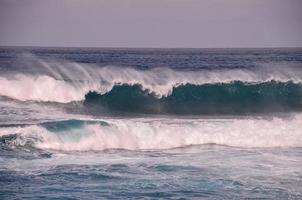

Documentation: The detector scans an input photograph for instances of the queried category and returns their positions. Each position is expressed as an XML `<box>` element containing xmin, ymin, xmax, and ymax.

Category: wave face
<box><xmin>84</xmin><ymin>81</ymin><xmax>302</xmax><ymax>114</ymax></box>
<box><xmin>0</xmin><ymin>60</ymin><xmax>302</xmax><ymax>114</ymax></box>
<box><xmin>1</xmin><ymin>116</ymin><xmax>302</xmax><ymax>152</ymax></box>
<box><xmin>0</xmin><ymin>61</ymin><xmax>302</xmax><ymax>102</ymax></box>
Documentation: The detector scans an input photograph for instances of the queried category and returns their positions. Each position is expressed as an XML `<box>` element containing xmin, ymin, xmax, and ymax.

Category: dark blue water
<box><xmin>0</xmin><ymin>47</ymin><xmax>302</xmax><ymax>199</ymax></box>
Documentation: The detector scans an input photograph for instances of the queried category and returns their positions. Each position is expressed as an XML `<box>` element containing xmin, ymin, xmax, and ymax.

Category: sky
<box><xmin>0</xmin><ymin>0</ymin><xmax>302</xmax><ymax>48</ymax></box>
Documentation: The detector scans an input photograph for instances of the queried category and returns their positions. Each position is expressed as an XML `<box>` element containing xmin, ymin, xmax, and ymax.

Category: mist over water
<box><xmin>0</xmin><ymin>47</ymin><xmax>302</xmax><ymax>199</ymax></box>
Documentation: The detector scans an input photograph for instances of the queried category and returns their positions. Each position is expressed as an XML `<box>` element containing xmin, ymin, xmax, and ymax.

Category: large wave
<box><xmin>0</xmin><ymin>116</ymin><xmax>302</xmax><ymax>151</ymax></box>
<box><xmin>0</xmin><ymin>60</ymin><xmax>302</xmax><ymax>103</ymax></box>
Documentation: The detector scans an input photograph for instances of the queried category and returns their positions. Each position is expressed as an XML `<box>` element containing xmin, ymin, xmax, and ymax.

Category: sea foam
<box><xmin>1</xmin><ymin>115</ymin><xmax>301</xmax><ymax>151</ymax></box>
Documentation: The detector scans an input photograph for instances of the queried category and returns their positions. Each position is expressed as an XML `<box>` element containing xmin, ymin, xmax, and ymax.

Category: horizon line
<box><xmin>0</xmin><ymin>45</ymin><xmax>302</xmax><ymax>50</ymax></box>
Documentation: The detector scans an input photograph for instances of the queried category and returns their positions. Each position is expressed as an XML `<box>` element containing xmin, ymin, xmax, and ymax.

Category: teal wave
<box><xmin>84</xmin><ymin>81</ymin><xmax>302</xmax><ymax>114</ymax></box>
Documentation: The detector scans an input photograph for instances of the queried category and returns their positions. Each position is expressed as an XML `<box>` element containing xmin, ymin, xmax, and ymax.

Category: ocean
<box><xmin>0</xmin><ymin>47</ymin><xmax>302</xmax><ymax>199</ymax></box>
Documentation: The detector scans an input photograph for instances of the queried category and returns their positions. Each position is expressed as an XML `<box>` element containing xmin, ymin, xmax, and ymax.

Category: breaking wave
<box><xmin>0</xmin><ymin>61</ymin><xmax>302</xmax><ymax>104</ymax></box>
<box><xmin>0</xmin><ymin>116</ymin><xmax>302</xmax><ymax>152</ymax></box>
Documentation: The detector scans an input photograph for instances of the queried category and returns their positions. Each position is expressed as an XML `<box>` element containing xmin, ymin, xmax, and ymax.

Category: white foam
<box><xmin>0</xmin><ymin>74</ymin><xmax>99</xmax><ymax>103</ymax></box>
<box><xmin>0</xmin><ymin>60</ymin><xmax>302</xmax><ymax>103</ymax></box>
<box><xmin>1</xmin><ymin>115</ymin><xmax>301</xmax><ymax>150</ymax></box>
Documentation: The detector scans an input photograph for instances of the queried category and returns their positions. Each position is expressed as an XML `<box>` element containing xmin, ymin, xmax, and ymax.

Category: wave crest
<box><xmin>1</xmin><ymin>61</ymin><xmax>302</xmax><ymax>103</ymax></box>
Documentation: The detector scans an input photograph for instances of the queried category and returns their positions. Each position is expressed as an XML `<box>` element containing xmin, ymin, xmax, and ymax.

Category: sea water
<box><xmin>0</xmin><ymin>47</ymin><xmax>302</xmax><ymax>199</ymax></box>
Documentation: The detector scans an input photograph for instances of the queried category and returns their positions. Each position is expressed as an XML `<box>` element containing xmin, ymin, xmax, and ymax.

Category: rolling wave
<box><xmin>0</xmin><ymin>61</ymin><xmax>302</xmax><ymax>103</ymax></box>
<box><xmin>0</xmin><ymin>116</ymin><xmax>302</xmax><ymax>152</ymax></box>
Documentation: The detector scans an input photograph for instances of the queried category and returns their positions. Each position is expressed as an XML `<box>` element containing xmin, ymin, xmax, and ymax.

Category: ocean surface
<box><xmin>0</xmin><ymin>47</ymin><xmax>302</xmax><ymax>199</ymax></box>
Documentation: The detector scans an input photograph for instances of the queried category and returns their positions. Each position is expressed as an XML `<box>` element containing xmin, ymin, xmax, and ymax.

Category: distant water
<box><xmin>0</xmin><ymin>47</ymin><xmax>302</xmax><ymax>199</ymax></box>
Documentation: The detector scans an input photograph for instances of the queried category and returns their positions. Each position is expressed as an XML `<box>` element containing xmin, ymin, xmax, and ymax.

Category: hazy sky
<box><xmin>0</xmin><ymin>0</ymin><xmax>302</xmax><ymax>48</ymax></box>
